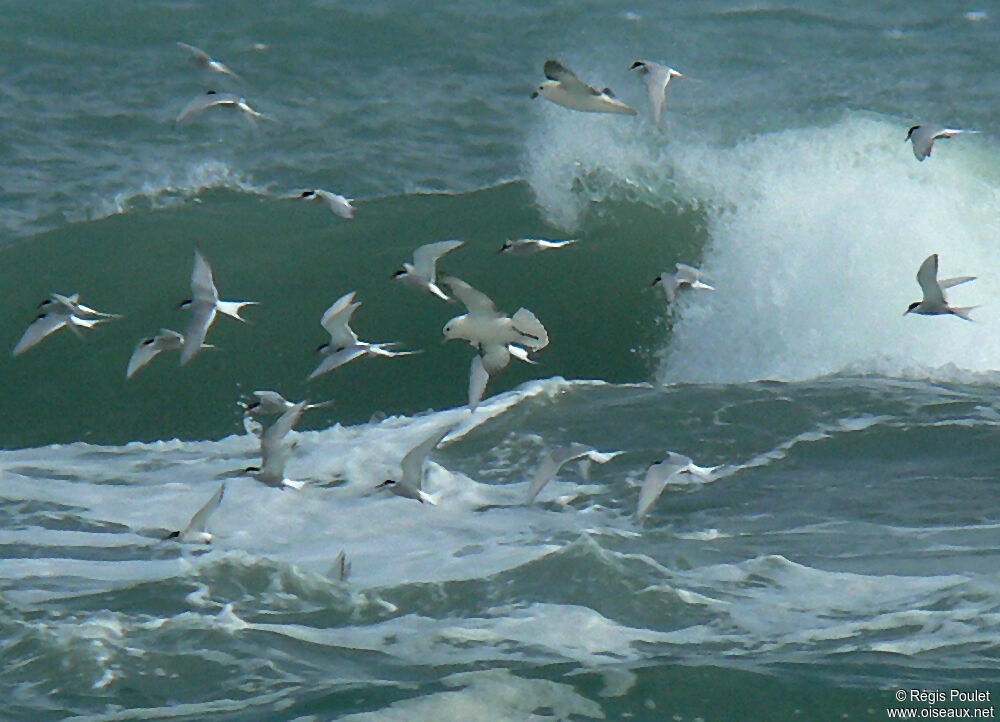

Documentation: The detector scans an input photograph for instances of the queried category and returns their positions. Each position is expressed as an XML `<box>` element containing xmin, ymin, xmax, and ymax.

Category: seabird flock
<box><xmin>10</xmin><ymin>43</ymin><xmax>982</xmax><ymax>552</ymax></box>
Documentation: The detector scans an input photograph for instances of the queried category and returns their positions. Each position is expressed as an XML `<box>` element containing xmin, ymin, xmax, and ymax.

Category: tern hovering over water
<box><xmin>525</xmin><ymin>443</ymin><xmax>623</xmax><ymax>504</ymax></box>
<box><xmin>126</xmin><ymin>329</ymin><xmax>185</xmax><ymax>379</ymax></box>
<box><xmin>176</xmin><ymin>42</ymin><xmax>242</xmax><ymax>81</ymax></box>
<box><xmin>176</xmin><ymin>90</ymin><xmax>265</xmax><ymax>125</ymax></box>
<box><xmin>440</xmin><ymin>276</ymin><xmax>548</xmax><ymax>410</ymax></box>
<box><xmin>629</xmin><ymin>60</ymin><xmax>684</xmax><ymax>128</ymax></box>
<box><xmin>636</xmin><ymin>452</ymin><xmax>719</xmax><ymax>521</ymax></box>
<box><xmin>164</xmin><ymin>483</ymin><xmax>226</xmax><ymax>544</ymax></box>
<box><xmin>531</xmin><ymin>59</ymin><xmax>637</xmax><ymax>115</ymax></box>
<box><xmin>308</xmin><ymin>291</ymin><xmax>417</xmax><ymax>380</ymax></box>
<box><xmin>905</xmin><ymin>124</ymin><xmax>978</xmax><ymax>162</ymax></box>
<box><xmin>298</xmin><ymin>189</ymin><xmax>354</xmax><ymax>219</ymax></box>
<box><xmin>904</xmin><ymin>253</ymin><xmax>977</xmax><ymax>320</ymax></box>
<box><xmin>652</xmin><ymin>263</ymin><xmax>715</xmax><ymax>303</ymax></box>
<box><xmin>392</xmin><ymin>240</ymin><xmax>464</xmax><ymax>300</ymax></box>
<box><xmin>179</xmin><ymin>250</ymin><xmax>257</xmax><ymax>365</ymax></box>
<box><xmin>376</xmin><ymin>424</ymin><xmax>454</xmax><ymax>504</ymax></box>
<box><xmin>498</xmin><ymin>238</ymin><xmax>578</xmax><ymax>255</ymax></box>
<box><xmin>13</xmin><ymin>293</ymin><xmax>119</xmax><ymax>356</ymax></box>
<box><xmin>243</xmin><ymin>400</ymin><xmax>308</xmax><ymax>489</ymax></box>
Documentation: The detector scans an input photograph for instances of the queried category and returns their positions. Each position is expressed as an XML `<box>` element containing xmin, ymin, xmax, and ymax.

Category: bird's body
<box><xmin>243</xmin><ymin>390</ymin><xmax>332</xmax><ymax>417</ymax></box>
<box><xmin>629</xmin><ymin>60</ymin><xmax>683</xmax><ymax>127</ymax></box>
<box><xmin>904</xmin><ymin>253</ymin><xmax>977</xmax><ymax>320</ymax></box>
<box><xmin>165</xmin><ymin>483</ymin><xmax>226</xmax><ymax>544</ymax></box>
<box><xmin>636</xmin><ymin>452</ymin><xmax>718</xmax><ymax>521</ymax></box>
<box><xmin>531</xmin><ymin>60</ymin><xmax>637</xmax><ymax>115</ymax></box>
<box><xmin>498</xmin><ymin>238</ymin><xmax>578</xmax><ymax>255</ymax></box>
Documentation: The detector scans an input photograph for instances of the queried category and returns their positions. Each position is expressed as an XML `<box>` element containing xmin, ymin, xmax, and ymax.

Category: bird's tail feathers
<box><xmin>950</xmin><ymin>305</ymin><xmax>979</xmax><ymax>321</ymax></box>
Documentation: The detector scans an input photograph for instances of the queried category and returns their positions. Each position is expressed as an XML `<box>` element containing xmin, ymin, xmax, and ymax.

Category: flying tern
<box><xmin>376</xmin><ymin>424</ymin><xmax>453</xmax><ymax>504</ymax></box>
<box><xmin>126</xmin><ymin>329</ymin><xmax>185</xmax><ymax>379</ymax></box>
<box><xmin>904</xmin><ymin>253</ymin><xmax>977</xmax><ymax>320</ymax></box>
<box><xmin>905</xmin><ymin>124</ymin><xmax>978</xmax><ymax>162</ymax></box>
<box><xmin>392</xmin><ymin>239</ymin><xmax>464</xmax><ymax>300</ymax></box>
<box><xmin>636</xmin><ymin>452</ymin><xmax>719</xmax><ymax>521</ymax></box>
<box><xmin>298</xmin><ymin>189</ymin><xmax>354</xmax><ymax>219</ymax></box>
<box><xmin>164</xmin><ymin>483</ymin><xmax>226</xmax><ymax>544</ymax></box>
<box><xmin>179</xmin><ymin>249</ymin><xmax>257</xmax><ymax>365</ymax></box>
<box><xmin>308</xmin><ymin>291</ymin><xmax>417</xmax><ymax>380</ymax></box>
<box><xmin>531</xmin><ymin>59</ymin><xmax>637</xmax><ymax>115</ymax></box>
<box><xmin>176</xmin><ymin>90</ymin><xmax>265</xmax><ymax>125</ymax></box>
<box><xmin>243</xmin><ymin>400</ymin><xmax>308</xmax><ymax>489</ymax></box>
<box><xmin>629</xmin><ymin>60</ymin><xmax>684</xmax><ymax>127</ymax></box>
<box><xmin>13</xmin><ymin>293</ymin><xmax>118</xmax><ymax>356</ymax></box>
<box><xmin>498</xmin><ymin>238</ymin><xmax>578</xmax><ymax>255</ymax></box>
<box><xmin>652</xmin><ymin>263</ymin><xmax>715</xmax><ymax>303</ymax></box>
<box><xmin>176</xmin><ymin>42</ymin><xmax>242</xmax><ymax>81</ymax></box>
<box><xmin>526</xmin><ymin>443</ymin><xmax>623</xmax><ymax>503</ymax></box>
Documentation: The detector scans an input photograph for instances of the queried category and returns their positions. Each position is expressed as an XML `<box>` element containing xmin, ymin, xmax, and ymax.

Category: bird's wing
<box><xmin>639</xmin><ymin>62</ymin><xmax>670</xmax><ymax>126</ymax></box>
<box><xmin>127</xmin><ymin>336</ymin><xmax>164</xmax><ymax>379</ymax></box>
<box><xmin>916</xmin><ymin>254</ymin><xmax>945</xmax><ymax>305</ymax></box>
<box><xmin>176</xmin><ymin>41</ymin><xmax>211</xmax><ymax>62</ymax></box>
<box><xmin>636</xmin><ymin>455</ymin><xmax>689</xmax><ymax>520</ymax></box>
<box><xmin>412</xmin><ymin>240</ymin><xmax>464</xmax><ymax>281</ymax></box>
<box><xmin>176</xmin><ymin>92</ymin><xmax>228</xmax><ymax>123</ymax></box>
<box><xmin>525</xmin><ymin>443</ymin><xmax>592</xmax><ymax>503</ymax></box>
<box><xmin>190</xmin><ymin>250</ymin><xmax>218</xmax><ymax>304</ymax></box>
<box><xmin>320</xmin><ymin>293</ymin><xmax>361</xmax><ymax>347</ymax></box>
<box><xmin>308</xmin><ymin>345</ymin><xmax>368</xmax><ymax>379</ymax></box>
<box><xmin>468</xmin><ymin>354</ymin><xmax>489</xmax><ymax>410</ymax></box>
<box><xmin>939</xmin><ymin>275</ymin><xmax>975</xmax><ymax>290</ymax></box>
<box><xmin>511</xmin><ymin>308</ymin><xmax>548</xmax><ymax>350</ymax></box>
<box><xmin>13</xmin><ymin>312</ymin><xmax>69</xmax><ymax>356</ymax></box>
<box><xmin>480</xmin><ymin>343</ymin><xmax>511</xmax><ymax>375</ymax></box>
<box><xmin>439</xmin><ymin>276</ymin><xmax>499</xmax><ymax>318</ymax></box>
<box><xmin>400</xmin><ymin>424</ymin><xmax>453</xmax><ymax>490</ymax></box>
<box><xmin>543</xmin><ymin>59</ymin><xmax>593</xmax><ymax>94</ymax></box>
<box><xmin>262</xmin><ymin>401</ymin><xmax>307</xmax><ymax>449</ymax></box>
<box><xmin>183</xmin><ymin>483</ymin><xmax>226</xmax><ymax>536</ymax></box>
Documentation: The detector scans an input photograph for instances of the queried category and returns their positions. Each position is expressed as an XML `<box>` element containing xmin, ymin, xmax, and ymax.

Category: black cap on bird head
<box><xmin>905</xmin><ymin>125</ymin><xmax>921</xmax><ymax>141</ymax></box>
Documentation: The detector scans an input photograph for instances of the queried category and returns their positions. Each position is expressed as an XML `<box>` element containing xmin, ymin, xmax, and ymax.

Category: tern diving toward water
<box><xmin>498</xmin><ymin>238</ymin><xmax>578</xmax><ymax>255</ymax></box>
<box><xmin>298</xmin><ymin>189</ymin><xmax>354</xmax><ymax>219</ymax></box>
<box><xmin>243</xmin><ymin>400</ymin><xmax>308</xmax><ymax>489</ymax></box>
<box><xmin>13</xmin><ymin>293</ymin><xmax>120</xmax><ymax>356</ymax></box>
<box><xmin>525</xmin><ymin>443</ymin><xmax>623</xmax><ymax>504</ymax></box>
<box><xmin>176</xmin><ymin>90</ymin><xmax>265</xmax><ymax>125</ymax></box>
<box><xmin>904</xmin><ymin>253</ymin><xmax>977</xmax><ymax>320</ymax></box>
<box><xmin>308</xmin><ymin>291</ymin><xmax>417</xmax><ymax>380</ymax></box>
<box><xmin>629</xmin><ymin>60</ymin><xmax>684</xmax><ymax>128</ymax></box>
<box><xmin>652</xmin><ymin>263</ymin><xmax>715</xmax><ymax>303</ymax></box>
<box><xmin>531</xmin><ymin>59</ymin><xmax>638</xmax><ymax>115</ymax></box>
<box><xmin>176</xmin><ymin>42</ymin><xmax>242</xmax><ymax>81</ymax></box>
<box><xmin>376</xmin><ymin>424</ymin><xmax>454</xmax><ymax>504</ymax></box>
<box><xmin>439</xmin><ymin>276</ymin><xmax>549</xmax><ymax>410</ymax></box>
<box><xmin>392</xmin><ymin>240</ymin><xmax>464</xmax><ymax>300</ymax></box>
<box><xmin>179</xmin><ymin>250</ymin><xmax>257</xmax><ymax>365</ymax></box>
<box><xmin>126</xmin><ymin>329</ymin><xmax>185</xmax><ymax>379</ymax></box>
<box><xmin>636</xmin><ymin>452</ymin><xmax>719</xmax><ymax>522</ymax></box>
<box><xmin>905</xmin><ymin>124</ymin><xmax>978</xmax><ymax>162</ymax></box>
<box><xmin>164</xmin><ymin>483</ymin><xmax>226</xmax><ymax>544</ymax></box>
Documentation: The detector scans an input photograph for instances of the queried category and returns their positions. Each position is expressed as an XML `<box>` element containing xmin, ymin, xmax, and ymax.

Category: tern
<box><xmin>629</xmin><ymin>60</ymin><xmax>684</xmax><ymax>127</ymax></box>
<box><xmin>242</xmin><ymin>390</ymin><xmax>333</xmax><ymax>417</ymax></box>
<box><xmin>904</xmin><ymin>253</ymin><xmax>977</xmax><ymax>320</ymax></box>
<box><xmin>299</xmin><ymin>189</ymin><xmax>354</xmax><ymax>219</ymax></box>
<box><xmin>905</xmin><ymin>124</ymin><xmax>978</xmax><ymax>162</ymax></box>
<box><xmin>243</xmin><ymin>400</ymin><xmax>307</xmax><ymax>489</ymax></box>
<box><xmin>392</xmin><ymin>239</ymin><xmax>464</xmax><ymax>300</ymax></box>
<box><xmin>164</xmin><ymin>483</ymin><xmax>226</xmax><ymax>544</ymax></box>
<box><xmin>126</xmin><ymin>329</ymin><xmax>185</xmax><ymax>379</ymax></box>
<box><xmin>308</xmin><ymin>291</ymin><xmax>417</xmax><ymax>380</ymax></box>
<box><xmin>439</xmin><ymin>276</ymin><xmax>548</xmax><ymax>410</ymax></box>
<box><xmin>531</xmin><ymin>59</ymin><xmax>637</xmax><ymax>115</ymax></box>
<box><xmin>526</xmin><ymin>443</ymin><xmax>623</xmax><ymax>504</ymax></box>
<box><xmin>498</xmin><ymin>238</ymin><xmax>578</xmax><ymax>255</ymax></box>
<box><xmin>176</xmin><ymin>90</ymin><xmax>265</xmax><ymax>125</ymax></box>
<box><xmin>13</xmin><ymin>294</ymin><xmax>118</xmax><ymax>356</ymax></box>
<box><xmin>636</xmin><ymin>452</ymin><xmax>719</xmax><ymax>521</ymax></box>
<box><xmin>176</xmin><ymin>42</ymin><xmax>242</xmax><ymax>81</ymax></box>
<box><xmin>652</xmin><ymin>263</ymin><xmax>715</xmax><ymax>303</ymax></box>
<box><xmin>376</xmin><ymin>424</ymin><xmax>453</xmax><ymax>504</ymax></box>
<box><xmin>179</xmin><ymin>250</ymin><xmax>257</xmax><ymax>365</ymax></box>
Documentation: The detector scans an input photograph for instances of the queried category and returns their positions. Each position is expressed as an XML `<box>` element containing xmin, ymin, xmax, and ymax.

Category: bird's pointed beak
<box><xmin>530</xmin><ymin>91</ymin><xmax>538</xmax><ymax>99</ymax></box>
